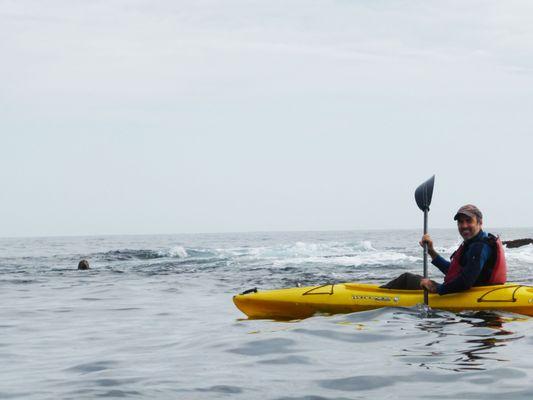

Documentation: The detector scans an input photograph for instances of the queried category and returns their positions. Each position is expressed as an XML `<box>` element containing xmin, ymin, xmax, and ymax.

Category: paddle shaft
<box><xmin>423</xmin><ymin>209</ymin><xmax>429</xmax><ymax>304</ymax></box>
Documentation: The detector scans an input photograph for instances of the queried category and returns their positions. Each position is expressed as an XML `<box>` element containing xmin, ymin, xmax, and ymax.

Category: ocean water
<box><xmin>1</xmin><ymin>229</ymin><xmax>533</xmax><ymax>399</ymax></box>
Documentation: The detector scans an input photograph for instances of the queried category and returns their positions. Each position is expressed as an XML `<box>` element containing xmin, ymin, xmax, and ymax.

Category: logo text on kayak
<box><xmin>352</xmin><ymin>295</ymin><xmax>400</xmax><ymax>303</ymax></box>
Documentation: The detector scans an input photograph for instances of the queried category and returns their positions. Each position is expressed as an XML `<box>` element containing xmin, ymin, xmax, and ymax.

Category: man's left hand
<box><xmin>420</xmin><ymin>278</ymin><xmax>438</xmax><ymax>293</ymax></box>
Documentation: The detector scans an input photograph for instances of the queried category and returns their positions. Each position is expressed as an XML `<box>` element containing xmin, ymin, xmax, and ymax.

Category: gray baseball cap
<box><xmin>454</xmin><ymin>204</ymin><xmax>483</xmax><ymax>221</ymax></box>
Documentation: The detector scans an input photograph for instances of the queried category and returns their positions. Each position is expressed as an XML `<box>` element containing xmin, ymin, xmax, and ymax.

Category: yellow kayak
<box><xmin>233</xmin><ymin>282</ymin><xmax>533</xmax><ymax>319</ymax></box>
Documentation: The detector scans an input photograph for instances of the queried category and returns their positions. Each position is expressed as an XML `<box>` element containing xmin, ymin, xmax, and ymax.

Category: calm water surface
<box><xmin>1</xmin><ymin>229</ymin><xmax>533</xmax><ymax>399</ymax></box>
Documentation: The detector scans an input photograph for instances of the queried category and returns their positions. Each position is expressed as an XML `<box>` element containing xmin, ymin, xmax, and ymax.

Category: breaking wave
<box><xmin>97</xmin><ymin>246</ymin><xmax>190</xmax><ymax>261</ymax></box>
<box><xmin>505</xmin><ymin>244</ymin><xmax>533</xmax><ymax>264</ymax></box>
<box><xmin>217</xmin><ymin>240</ymin><xmax>419</xmax><ymax>268</ymax></box>
<box><xmin>159</xmin><ymin>246</ymin><xmax>188</xmax><ymax>258</ymax></box>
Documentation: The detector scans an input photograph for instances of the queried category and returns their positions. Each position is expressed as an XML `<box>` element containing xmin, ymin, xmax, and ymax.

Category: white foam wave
<box><xmin>361</xmin><ymin>240</ymin><xmax>375</xmax><ymax>251</ymax></box>
<box><xmin>505</xmin><ymin>244</ymin><xmax>533</xmax><ymax>264</ymax></box>
<box><xmin>272</xmin><ymin>252</ymin><xmax>420</xmax><ymax>267</ymax></box>
<box><xmin>158</xmin><ymin>246</ymin><xmax>188</xmax><ymax>258</ymax></box>
<box><xmin>217</xmin><ymin>240</ymin><xmax>418</xmax><ymax>267</ymax></box>
<box><xmin>230</xmin><ymin>241</ymin><xmax>378</xmax><ymax>259</ymax></box>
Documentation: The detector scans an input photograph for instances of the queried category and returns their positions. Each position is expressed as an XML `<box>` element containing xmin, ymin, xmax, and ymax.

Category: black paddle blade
<box><xmin>415</xmin><ymin>175</ymin><xmax>435</xmax><ymax>211</ymax></box>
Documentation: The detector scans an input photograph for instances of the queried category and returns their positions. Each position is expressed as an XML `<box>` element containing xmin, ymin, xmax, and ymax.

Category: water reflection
<box><xmin>398</xmin><ymin>310</ymin><xmax>526</xmax><ymax>372</ymax></box>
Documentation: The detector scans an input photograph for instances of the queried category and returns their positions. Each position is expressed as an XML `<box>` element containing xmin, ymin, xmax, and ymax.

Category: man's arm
<box><xmin>420</xmin><ymin>234</ymin><xmax>451</xmax><ymax>275</ymax></box>
<box><xmin>436</xmin><ymin>243</ymin><xmax>492</xmax><ymax>295</ymax></box>
<box><xmin>431</xmin><ymin>255</ymin><xmax>451</xmax><ymax>275</ymax></box>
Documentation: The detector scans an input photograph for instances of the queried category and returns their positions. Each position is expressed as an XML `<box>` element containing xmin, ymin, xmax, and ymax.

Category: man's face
<box><xmin>457</xmin><ymin>215</ymin><xmax>482</xmax><ymax>240</ymax></box>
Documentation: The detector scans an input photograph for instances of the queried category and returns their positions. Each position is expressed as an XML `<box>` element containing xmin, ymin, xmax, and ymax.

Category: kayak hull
<box><xmin>233</xmin><ymin>283</ymin><xmax>533</xmax><ymax>319</ymax></box>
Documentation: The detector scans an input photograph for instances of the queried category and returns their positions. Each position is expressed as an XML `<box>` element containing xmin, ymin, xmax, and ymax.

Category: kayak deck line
<box><xmin>233</xmin><ymin>282</ymin><xmax>533</xmax><ymax>320</ymax></box>
<box><xmin>476</xmin><ymin>285</ymin><xmax>522</xmax><ymax>303</ymax></box>
<box><xmin>302</xmin><ymin>284</ymin><xmax>335</xmax><ymax>295</ymax></box>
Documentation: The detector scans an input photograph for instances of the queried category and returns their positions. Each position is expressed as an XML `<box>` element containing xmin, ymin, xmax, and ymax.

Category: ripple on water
<box><xmin>195</xmin><ymin>385</ymin><xmax>243</xmax><ymax>394</ymax></box>
<box><xmin>275</xmin><ymin>396</ymin><xmax>355</xmax><ymax>400</ymax></box>
<box><xmin>0</xmin><ymin>391</ymin><xmax>34</xmax><ymax>399</ymax></box>
<box><xmin>257</xmin><ymin>355</ymin><xmax>311</xmax><ymax>365</ymax></box>
<box><xmin>96</xmin><ymin>389</ymin><xmax>142</xmax><ymax>398</ymax></box>
<box><xmin>65</xmin><ymin>360</ymin><xmax>116</xmax><ymax>374</ymax></box>
<box><xmin>293</xmin><ymin>328</ymin><xmax>391</xmax><ymax>343</ymax></box>
<box><xmin>55</xmin><ymin>387</ymin><xmax>143</xmax><ymax>400</ymax></box>
<box><xmin>393</xmin><ymin>311</ymin><xmax>526</xmax><ymax>372</ymax></box>
<box><xmin>425</xmin><ymin>388</ymin><xmax>533</xmax><ymax>400</ymax></box>
<box><xmin>319</xmin><ymin>375</ymin><xmax>400</xmax><ymax>391</ymax></box>
<box><xmin>90</xmin><ymin>378</ymin><xmax>140</xmax><ymax>387</ymax></box>
<box><xmin>227</xmin><ymin>338</ymin><xmax>298</xmax><ymax>356</ymax></box>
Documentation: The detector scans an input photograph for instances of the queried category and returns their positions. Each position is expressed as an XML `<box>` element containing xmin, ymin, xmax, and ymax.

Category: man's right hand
<box><xmin>420</xmin><ymin>278</ymin><xmax>438</xmax><ymax>293</ymax></box>
<box><xmin>419</xmin><ymin>234</ymin><xmax>438</xmax><ymax>259</ymax></box>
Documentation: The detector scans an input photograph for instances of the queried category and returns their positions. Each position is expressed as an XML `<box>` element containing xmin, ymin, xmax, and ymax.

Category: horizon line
<box><xmin>2</xmin><ymin>226</ymin><xmax>532</xmax><ymax>240</ymax></box>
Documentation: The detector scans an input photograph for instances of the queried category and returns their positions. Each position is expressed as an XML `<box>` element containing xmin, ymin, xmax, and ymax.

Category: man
<box><xmin>381</xmin><ymin>204</ymin><xmax>507</xmax><ymax>294</ymax></box>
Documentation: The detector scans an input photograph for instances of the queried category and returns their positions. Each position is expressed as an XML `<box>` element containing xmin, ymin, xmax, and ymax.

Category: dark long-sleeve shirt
<box><xmin>432</xmin><ymin>230</ymin><xmax>493</xmax><ymax>295</ymax></box>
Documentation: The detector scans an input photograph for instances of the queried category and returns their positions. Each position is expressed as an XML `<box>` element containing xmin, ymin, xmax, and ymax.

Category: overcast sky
<box><xmin>1</xmin><ymin>0</ymin><xmax>532</xmax><ymax>237</ymax></box>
